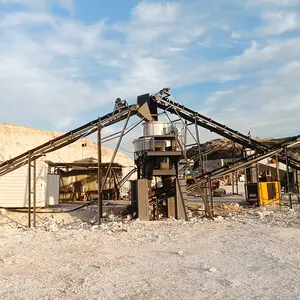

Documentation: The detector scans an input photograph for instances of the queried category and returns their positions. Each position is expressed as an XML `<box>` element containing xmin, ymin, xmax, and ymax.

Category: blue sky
<box><xmin>1</xmin><ymin>0</ymin><xmax>300</xmax><ymax>146</ymax></box>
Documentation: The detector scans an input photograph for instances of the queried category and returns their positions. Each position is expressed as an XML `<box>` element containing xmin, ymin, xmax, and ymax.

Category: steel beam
<box><xmin>28</xmin><ymin>152</ymin><xmax>31</xmax><ymax>228</ymax></box>
<box><xmin>154</xmin><ymin>97</ymin><xmax>300</xmax><ymax>170</ymax></box>
<box><xmin>33</xmin><ymin>159</ymin><xmax>37</xmax><ymax>228</ymax></box>
<box><xmin>0</xmin><ymin>105</ymin><xmax>138</xmax><ymax>177</ymax></box>
<box><xmin>97</xmin><ymin>121</ymin><xmax>102</xmax><ymax>224</ymax></box>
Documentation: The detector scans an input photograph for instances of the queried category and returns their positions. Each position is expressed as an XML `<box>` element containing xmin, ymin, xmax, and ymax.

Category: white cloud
<box><xmin>132</xmin><ymin>1</ymin><xmax>179</xmax><ymax>24</ymax></box>
<box><xmin>229</xmin><ymin>38</ymin><xmax>300</xmax><ymax>70</ymax></box>
<box><xmin>198</xmin><ymin>60</ymin><xmax>300</xmax><ymax>138</ymax></box>
<box><xmin>0</xmin><ymin>1</ymin><xmax>209</xmax><ymax>130</ymax></box>
<box><xmin>261</xmin><ymin>11</ymin><xmax>300</xmax><ymax>34</ymax></box>
<box><xmin>249</xmin><ymin>0</ymin><xmax>300</xmax><ymax>5</ymax></box>
<box><xmin>0</xmin><ymin>9</ymin><xmax>117</xmax><ymax>128</ymax></box>
<box><xmin>0</xmin><ymin>11</ymin><xmax>54</xmax><ymax>27</ymax></box>
<box><xmin>0</xmin><ymin>0</ymin><xmax>300</xmax><ymax>143</ymax></box>
<box><xmin>116</xmin><ymin>1</ymin><xmax>206</xmax><ymax>46</ymax></box>
<box><xmin>231</xmin><ymin>32</ymin><xmax>242</xmax><ymax>39</ymax></box>
<box><xmin>0</xmin><ymin>0</ymin><xmax>74</xmax><ymax>12</ymax></box>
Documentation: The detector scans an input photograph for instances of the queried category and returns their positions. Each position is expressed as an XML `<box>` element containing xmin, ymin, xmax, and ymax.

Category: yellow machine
<box><xmin>258</xmin><ymin>182</ymin><xmax>280</xmax><ymax>206</ymax></box>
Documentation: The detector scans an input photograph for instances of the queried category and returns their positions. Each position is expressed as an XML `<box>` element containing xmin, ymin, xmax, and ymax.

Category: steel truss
<box><xmin>152</xmin><ymin>88</ymin><xmax>300</xmax><ymax>171</ymax></box>
<box><xmin>1</xmin><ymin>88</ymin><xmax>300</xmax><ymax>224</ymax></box>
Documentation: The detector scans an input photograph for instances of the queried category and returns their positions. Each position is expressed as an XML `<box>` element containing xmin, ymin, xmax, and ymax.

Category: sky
<box><xmin>1</xmin><ymin>0</ymin><xmax>300</xmax><ymax>153</ymax></box>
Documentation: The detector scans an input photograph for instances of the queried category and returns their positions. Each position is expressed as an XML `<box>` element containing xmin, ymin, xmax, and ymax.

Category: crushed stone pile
<box><xmin>1</xmin><ymin>204</ymin><xmax>300</xmax><ymax>232</ymax></box>
<box><xmin>1</xmin><ymin>206</ymin><xmax>300</xmax><ymax>299</ymax></box>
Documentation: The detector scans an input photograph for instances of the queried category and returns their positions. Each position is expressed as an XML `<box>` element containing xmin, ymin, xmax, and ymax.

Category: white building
<box><xmin>0</xmin><ymin>158</ymin><xmax>59</xmax><ymax>208</ymax></box>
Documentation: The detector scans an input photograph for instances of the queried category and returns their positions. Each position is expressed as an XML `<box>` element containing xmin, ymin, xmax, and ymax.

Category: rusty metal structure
<box><xmin>1</xmin><ymin>88</ymin><xmax>300</xmax><ymax>227</ymax></box>
<box><xmin>46</xmin><ymin>160</ymin><xmax>124</xmax><ymax>201</ymax></box>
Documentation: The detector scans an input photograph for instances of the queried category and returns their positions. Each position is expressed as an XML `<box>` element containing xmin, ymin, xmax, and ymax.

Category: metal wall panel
<box><xmin>46</xmin><ymin>174</ymin><xmax>60</xmax><ymax>206</ymax></box>
<box><xmin>0</xmin><ymin>159</ymin><xmax>47</xmax><ymax>208</ymax></box>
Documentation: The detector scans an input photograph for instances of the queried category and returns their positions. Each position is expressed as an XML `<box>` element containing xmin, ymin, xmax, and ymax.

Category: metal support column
<box><xmin>184</xmin><ymin>120</ymin><xmax>188</xmax><ymax>159</ymax></box>
<box><xmin>194</xmin><ymin>115</ymin><xmax>203</xmax><ymax>173</ymax></box>
<box><xmin>296</xmin><ymin>170</ymin><xmax>300</xmax><ymax>203</ymax></box>
<box><xmin>276</xmin><ymin>154</ymin><xmax>281</xmax><ymax>207</ymax></box>
<box><xmin>28</xmin><ymin>152</ymin><xmax>32</xmax><ymax>228</ymax></box>
<box><xmin>166</xmin><ymin>112</ymin><xmax>212</xmax><ymax>218</ymax></box>
<box><xmin>208</xmin><ymin>176</ymin><xmax>214</xmax><ymax>217</ymax></box>
<box><xmin>256</xmin><ymin>163</ymin><xmax>260</xmax><ymax>207</ymax></box>
<box><xmin>101</xmin><ymin>113</ymin><xmax>131</xmax><ymax>193</ymax></box>
<box><xmin>236</xmin><ymin>172</ymin><xmax>239</xmax><ymax>195</ymax></box>
<box><xmin>97</xmin><ymin>121</ymin><xmax>102</xmax><ymax>224</ymax></box>
<box><xmin>194</xmin><ymin>115</ymin><xmax>209</xmax><ymax>211</ymax></box>
<box><xmin>244</xmin><ymin>167</ymin><xmax>249</xmax><ymax>203</ymax></box>
<box><xmin>167</xmin><ymin>109</ymin><xmax>199</xmax><ymax>145</ymax></box>
<box><xmin>295</xmin><ymin>169</ymin><xmax>299</xmax><ymax>194</ymax></box>
<box><xmin>33</xmin><ymin>159</ymin><xmax>37</xmax><ymax>228</ymax></box>
<box><xmin>232</xmin><ymin>142</ymin><xmax>236</xmax><ymax>195</ymax></box>
<box><xmin>285</xmin><ymin>147</ymin><xmax>292</xmax><ymax>209</ymax></box>
<box><xmin>177</xmin><ymin>136</ymin><xmax>212</xmax><ymax>218</ymax></box>
<box><xmin>243</xmin><ymin>148</ymin><xmax>248</xmax><ymax>203</ymax></box>
<box><xmin>137</xmin><ymin>166</ymin><xmax>141</xmax><ymax>180</ymax></box>
<box><xmin>175</xmin><ymin>178</ymin><xmax>188</xmax><ymax>221</ymax></box>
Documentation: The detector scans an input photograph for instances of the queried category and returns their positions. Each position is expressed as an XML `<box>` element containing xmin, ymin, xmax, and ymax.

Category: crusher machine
<box><xmin>129</xmin><ymin>94</ymin><xmax>187</xmax><ymax>221</ymax></box>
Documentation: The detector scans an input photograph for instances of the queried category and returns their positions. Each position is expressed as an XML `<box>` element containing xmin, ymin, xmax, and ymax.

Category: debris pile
<box><xmin>1</xmin><ymin>204</ymin><xmax>300</xmax><ymax>232</ymax></box>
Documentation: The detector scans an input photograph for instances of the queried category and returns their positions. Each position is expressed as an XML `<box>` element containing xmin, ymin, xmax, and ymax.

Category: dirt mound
<box><xmin>0</xmin><ymin>123</ymin><xmax>134</xmax><ymax>167</ymax></box>
<box><xmin>188</xmin><ymin>136</ymin><xmax>300</xmax><ymax>160</ymax></box>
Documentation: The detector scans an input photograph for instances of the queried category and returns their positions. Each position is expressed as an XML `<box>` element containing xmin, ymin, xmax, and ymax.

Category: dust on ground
<box><xmin>1</xmin><ymin>204</ymin><xmax>300</xmax><ymax>300</ymax></box>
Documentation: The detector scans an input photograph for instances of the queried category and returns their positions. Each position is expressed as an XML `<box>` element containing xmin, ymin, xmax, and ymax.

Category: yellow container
<box><xmin>258</xmin><ymin>182</ymin><xmax>280</xmax><ymax>206</ymax></box>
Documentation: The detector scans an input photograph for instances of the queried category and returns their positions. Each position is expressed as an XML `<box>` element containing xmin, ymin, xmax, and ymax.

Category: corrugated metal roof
<box><xmin>45</xmin><ymin>157</ymin><xmax>124</xmax><ymax>169</ymax></box>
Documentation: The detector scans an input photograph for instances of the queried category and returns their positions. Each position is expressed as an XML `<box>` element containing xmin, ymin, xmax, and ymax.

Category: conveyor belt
<box><xmin>0</xmin><ymin>104</ymin><xmax>138</xmax><ymax>177</ymax></box>
<box><xmin>153</xmin><ymin>89</ymin><xmax>300</xmax><ymax>170</ymax></box>
<box><xmin>1</xmin><ymin>87</ymin><xmax>299</xmax><ymax>180</ymax></box>
<box><xmin>187</xmin><ymin>149</ymin><xmax>281</xmax><ymax>191</ymax></box>
<box><xmin>117</xmin><ymin>167</ymin><xmax>137</xmax><ymax>189</ymax></box>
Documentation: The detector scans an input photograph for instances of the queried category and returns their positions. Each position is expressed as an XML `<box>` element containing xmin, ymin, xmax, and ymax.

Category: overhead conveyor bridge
<box><xmin>0</xmin><ymin>103</ymin><xmax>140</xmax><ymax>177</ymax></box>
<box><xmin>152</xmin><ymin>88</ymin><xmax>300</xmax><ymax>171</ymax></box>
<box><xmin>0</xmin><ymin>87</ymin><xmax>299</xmax><ymax>186</ymax></box>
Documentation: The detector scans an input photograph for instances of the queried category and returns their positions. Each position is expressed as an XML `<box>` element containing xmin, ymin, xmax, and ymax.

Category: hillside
<box><xmin>0</xmin><ymin>123</ymin><xmax>134</xmax><ymax>167</ymax></box>
<box><xmin>188</xmin><ymin>137</ymin><xmax>300</xmax><ymax>160</ymax></box>
<box><xmin>1</xmin><ymin>123</ymin><xmax>298</xmax><ymax>168</ymax></box>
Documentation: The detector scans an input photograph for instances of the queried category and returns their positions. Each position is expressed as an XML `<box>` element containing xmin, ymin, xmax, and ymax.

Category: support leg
<box><xmin>28</xmin><ymin>152</ymin><xmax>32</xmax><ymax>228</ymax></box>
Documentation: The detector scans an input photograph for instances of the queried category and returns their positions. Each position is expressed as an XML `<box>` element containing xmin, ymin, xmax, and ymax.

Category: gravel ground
<box><xmin>1</xmin><ymin>206</ymin><xmax>300</xmax><ymax>300</ymax></box>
